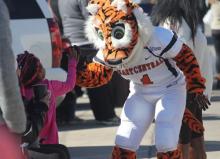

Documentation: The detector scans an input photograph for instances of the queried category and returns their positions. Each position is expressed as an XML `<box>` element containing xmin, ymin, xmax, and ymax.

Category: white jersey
<box><xmin>94</xmin><ymin>27</ymin><xmax>185</xmax><ymax>87</ymax></box>
<box><xmin>162</xmin><ymin>18</ymin><xmax>213</xmax><ymax>100</ymax></box>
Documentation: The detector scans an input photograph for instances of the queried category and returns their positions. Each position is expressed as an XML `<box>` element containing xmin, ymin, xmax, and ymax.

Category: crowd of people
<box><xmin>0</xmin><ymin>0</ymin><xmax>220</xmax><ymax>158</ymax></box>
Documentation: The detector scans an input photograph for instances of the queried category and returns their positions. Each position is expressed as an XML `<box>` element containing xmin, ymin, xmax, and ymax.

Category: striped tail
<box><xmin>183</xmin><ymin>108</ymin><xmax>204</xmax><ymax>133</ymax></box>
<box><xmin>157</xmin><ymin>149</ymin><xmax>182</xmax><ymax>159</ymax></box>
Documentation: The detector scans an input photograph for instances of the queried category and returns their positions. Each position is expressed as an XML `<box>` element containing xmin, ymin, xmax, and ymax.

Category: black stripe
<box><xmin>93</xmin><ymin>56</ymin><xmax>106</xmax><ymax>65</ymax></box>
<box><xmin>146</xmin><ymin>47</ymin><xmax>178</xmax><ymax>77</ymax></box>
<box><xmin>107</xmin><ymin>59</ymin><xmax>123</xmax><ymax>65</ymax></box>
<box><xmin>160</xmin><ymin>31</ymin><xmax>178</xmax><ymax>56</ymax></box>
<box><xmin>164</xmin><ymin>59</ymin><xmax>178</xmax><ymax>77</ymax></box>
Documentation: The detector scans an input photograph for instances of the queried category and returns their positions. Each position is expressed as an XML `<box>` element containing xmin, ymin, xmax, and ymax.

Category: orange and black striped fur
<box><xmin>174</xmin><ymin>44</ymin><xmax>206</xmax><ymax>93</ymax></box>
<box><xmin>77</xmin><ymin>0</ymin><xmax>140</xmax><ymax>87</ymax></box>
<box><xmin>174</xmin><ymin>44</ymin><xmax>206</xmax><ymax>133</ymax></box>
<box><xmin>183</xmin><ymin>108</ymin><xmax>204</xmax><ymax>133</ymax></box>
<box><xmin>112</xmin><ymin>146</ymin><xmax>136</xmax><ymax>159</ymax></box>
<box><xmin>77</xmin><ymin>0</ymin><xmax>205</xmax><ymax>133</ymax></box>
<box><xmin>157</xmin><ymin>149</ymin><xmax>182</xmax><ymax>159</ymax></box>
<box><xmin>85</xmin><ymin>0</ymin><xmax>139</xmax><ymax>64</ymax></box>
<box><xmin>76</xmin><ymin>62</ymin><xmax>113</xmax><ymax>88</ymax></box>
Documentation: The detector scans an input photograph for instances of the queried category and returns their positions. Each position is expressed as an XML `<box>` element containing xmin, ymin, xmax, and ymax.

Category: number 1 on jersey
<box><xmin>141</xmin><ymin>74</ymin><xmax>153</xmax><ymax>85</ymax></box>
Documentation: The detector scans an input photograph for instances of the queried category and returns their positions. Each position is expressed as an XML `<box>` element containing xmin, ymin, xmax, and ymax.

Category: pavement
<box><xmin>58</xmin><ymin>90</ymin><xmax>220</xmax><ymax>159</ymax></box>
<box><xmin>58</xmin><ymin>24</ymin><xmax>220</xmax><ymax>159</ymax></box>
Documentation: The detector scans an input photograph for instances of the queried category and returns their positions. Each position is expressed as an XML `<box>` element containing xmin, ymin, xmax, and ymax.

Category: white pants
<box><xmin>115</xmin><ymin>78</ymin><xmax>186</xmax><ymax>152</ymax></box>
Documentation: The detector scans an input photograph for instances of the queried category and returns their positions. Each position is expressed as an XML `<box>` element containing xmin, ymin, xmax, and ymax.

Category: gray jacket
<box><xmin>58</xmin><ymin>0</ymin><xmax>91</xmax><ymax>46</ymax></box>
<box><xmin>0</xmin><ymin>0</ymin><xmax>26</xmax><ymax>134</ymax></box>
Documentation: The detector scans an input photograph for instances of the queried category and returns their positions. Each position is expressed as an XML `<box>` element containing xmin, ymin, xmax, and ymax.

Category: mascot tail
<box><xmin>182</xmin><ymin>108</ymin><xmax>204</xmax><ymax>133</ymax></box>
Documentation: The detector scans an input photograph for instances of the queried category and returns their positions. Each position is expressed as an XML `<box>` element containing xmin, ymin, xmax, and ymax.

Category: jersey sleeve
<box><xmin>154</xmin><ymin>27</ymin><xmax>183</xmax><ymax>58</ymax></box>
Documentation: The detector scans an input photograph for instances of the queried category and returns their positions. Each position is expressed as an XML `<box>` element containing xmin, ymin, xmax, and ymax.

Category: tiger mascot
<box><xmin>75</xmin><ymin>0</ymin><xmax>210</xmax><ymax>158</ymax></box>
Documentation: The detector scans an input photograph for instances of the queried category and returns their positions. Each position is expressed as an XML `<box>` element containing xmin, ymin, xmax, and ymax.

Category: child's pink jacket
<box><xmin>21</xmin><ymin>58</ymin><xmax>77</xmax><ymax>144</ymax></box>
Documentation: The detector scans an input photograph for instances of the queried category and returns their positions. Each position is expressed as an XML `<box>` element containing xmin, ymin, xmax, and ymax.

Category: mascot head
<box><xmin>85</xmin><ymin>0</ymin><xmax>154</xmax><ymax>66</ymax></box>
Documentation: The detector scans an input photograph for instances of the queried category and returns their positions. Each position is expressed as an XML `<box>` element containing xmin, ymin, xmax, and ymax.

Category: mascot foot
<box><xmin>111</xmin><ymin>146</ymin><xmax>136</xmax><ymax>159</ymax></box>
<box><xmin>157</xmin><ymin>149</ymin><xmax>182</xmax><ymax>159</ymax></box>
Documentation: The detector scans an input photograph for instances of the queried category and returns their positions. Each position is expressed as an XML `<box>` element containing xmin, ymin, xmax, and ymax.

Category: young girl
<box><xmin>151</xmin><ymin>0</ymin><xmax>213</xmax><ymax>158</ymax></box>
<box><xmin>16</xmin><ymin>48</ymin><xmax>77</xmax><ymax>144</ymax></box>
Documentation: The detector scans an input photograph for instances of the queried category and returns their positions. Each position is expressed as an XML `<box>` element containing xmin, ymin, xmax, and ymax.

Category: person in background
<box><xmin>139</xmin><ymin>0</ymin><xmax>157</xmax><ymax>14</ymax></box>
<box><xmin>0</xmin><ymin>0</ymin><xmax>27</xmax><ymax>158</ymax></box>
<box><xmin>151</xmin><ymin>0</ymin><xmax>213</xmax><ymax>158</ymax></box>
<box><xmin>16</xmin><ymin>48</ymin><xmax>77</xmax><ymax>144</ymax></box>
<box><xmin>47</xmin><ymin>0</ymin><xmax>84</xmax><ymax>125</ymax></box>
<box><xmin>59</xmin><ymin>0</ymin><xmax>129</xmax><ymax>125</ymax></box>
<box><xmin>208</xmin><ymin>0</ymin><xmax>220</xmax><ymax>89</ymax></box>
<box><xmin>198</xmin><ymin>0</ymin><xmax>209</xmax><ymax>32</ymax></box>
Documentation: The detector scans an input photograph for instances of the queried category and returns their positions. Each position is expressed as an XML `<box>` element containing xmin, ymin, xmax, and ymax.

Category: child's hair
<box><xmin>17</xmin><ymin>51</ymin><xmax>44</xmax><ymax>87</ymax></box>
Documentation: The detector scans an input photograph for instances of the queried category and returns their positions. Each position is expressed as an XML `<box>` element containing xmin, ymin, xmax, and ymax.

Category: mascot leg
<box><xmin>157</xmin><ymin>149</ymin><xmax>182</xmax><ymax>159</ymax></box>
<box><xmin>154</xmin><ymin>83</ymin><xmax>186</xmax><ymax>159</ymax></box>
<box><xmin>111</xmin><ymin>146</ymin><xmax>136</xmax><ymax>159</ymax></box>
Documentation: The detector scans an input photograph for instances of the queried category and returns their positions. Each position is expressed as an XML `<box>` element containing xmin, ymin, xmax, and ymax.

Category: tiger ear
<box><xmin>111</xmin><ymin>0</ymin><xmax>137</xmax><ymax>13</ymax></box>
<box><xmin>87</xmin><ymin>3</ymin><xmax>100</xmax><ymax>15</ymax></box>
<box><xmin>111</xmin><ymin>0</ymin><xmax>128</xmax><ymax>13</ymax></box>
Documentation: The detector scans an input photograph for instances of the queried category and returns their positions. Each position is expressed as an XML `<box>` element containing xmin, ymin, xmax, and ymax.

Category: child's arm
<box><xmin>50</xmin><ymin>57</ymin><xmax>77</xmax><ymax>97</ymax></box>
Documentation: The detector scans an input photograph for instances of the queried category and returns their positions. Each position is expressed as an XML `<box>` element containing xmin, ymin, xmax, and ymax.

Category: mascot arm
<box><xmin>76</xmin><ymin>62</ymin><xmax>113</xmax><ymax>88</ymax></box>
<box><xmin>173</xmin><ymin>44</ymin><xmax>206</xmax><ymax>93</ymax></box>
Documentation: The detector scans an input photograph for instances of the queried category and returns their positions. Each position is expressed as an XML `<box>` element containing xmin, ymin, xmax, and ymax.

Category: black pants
<box><xmin>87</xmin><ymin>72</ymin><xmax>129</xmax><ymax>121</ymax></box>
<box><xmin>109</xmin><ymin>72</ymin><xmax>129</xmax><ymax>107</ymax></box>
<box><xmin>56</xmin><ymin>91</ymin><xmax>77</xmax><ymax>122</ymax></box>
<box><xmin>28</xmin><ymin>144</ymin><xmax>70</xmax><ymax>159</ymax></box>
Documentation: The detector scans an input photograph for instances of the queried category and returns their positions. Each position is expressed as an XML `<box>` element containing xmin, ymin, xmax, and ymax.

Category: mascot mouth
<box><xmin>107</xmin><ymin>57</ymin><xmax>128</xmax><ymax>65</ymax></box>
<box><xmin>104</xmin><ymin>49</ymin><xmax>130</xmax><ymax>65</ymax></box>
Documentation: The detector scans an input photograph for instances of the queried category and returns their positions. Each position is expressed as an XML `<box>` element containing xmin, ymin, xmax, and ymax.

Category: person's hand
<box><xmin>68</xmin><ymin>45</ymin><xmax>80</xmax><ymax>61</ymax></box>
<box><xmin>188</xmin><ymin>93</ymin><xmax>211</xmax><ymax>111</ymax></box>
<box><xmin>195</xmin><ymin>93</ymin><xmax>211</xmax><ymax>111</ymax></box>
<box><xmin>62</xmin><ymin>38</ymin><xmax>80</xmax><ymax>61</ymax></box>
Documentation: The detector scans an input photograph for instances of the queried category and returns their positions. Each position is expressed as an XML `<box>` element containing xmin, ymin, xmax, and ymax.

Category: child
<box><xmin>16</xmin><ymin>48</ymin><xmax>77</xmax><ymax>144</ymax></box>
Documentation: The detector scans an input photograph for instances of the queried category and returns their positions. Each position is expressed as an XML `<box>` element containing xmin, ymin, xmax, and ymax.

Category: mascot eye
<box><xmin>112</xmin><ymin>24</ymin><xmax>125</xmax><ymax>40</ymax></box>
<box><xmin>96</xmin><ymin>28</ymin><xmax>104</xmax><ymax>40</ymax></box>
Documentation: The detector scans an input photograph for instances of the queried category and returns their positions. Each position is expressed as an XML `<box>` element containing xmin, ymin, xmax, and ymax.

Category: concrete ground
<box><xmin>58</xmin><ymin>90</ymin><xmax>220</xmax><ymax>159</ymax></box>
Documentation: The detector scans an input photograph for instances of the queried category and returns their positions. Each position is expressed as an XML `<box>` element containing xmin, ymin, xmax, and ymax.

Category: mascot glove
<box><xmin>188</xmin><ymin>93</ymin><xmax>211</xmax><ymax>111</ymax></box>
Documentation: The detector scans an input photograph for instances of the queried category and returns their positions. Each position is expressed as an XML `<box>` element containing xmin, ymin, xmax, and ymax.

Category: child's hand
<box><xmin>62</xmin><ymin>38</ymin><xmax>80</xmax><ymax>61</ymax></box>
<box><xmin>69</xmin><ymin>45</ymin><xmax>80</xmax><ymax>61</ymax></box>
